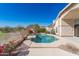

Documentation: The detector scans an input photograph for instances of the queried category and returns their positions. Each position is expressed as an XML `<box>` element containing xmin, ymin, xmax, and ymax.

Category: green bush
<box><xmin>51</xmin><ymin>29</ymin><xmax>56</xmax><ymax>34</ymax></box>
<box><xmin>26</xmin><ymin>24</ymin><xmax>47</xmax><ymax>33</ymax></box>
<box><xmin>37</xmin><ymin>27</ymin><xmax>46</xmax><ymax>33</ymax></box>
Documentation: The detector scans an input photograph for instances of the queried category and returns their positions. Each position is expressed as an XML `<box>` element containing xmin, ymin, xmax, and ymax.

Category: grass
<box><xmin>0</xmin><ymin>31</ymin><xmax>5</xmax><ymax>37</ymax></box>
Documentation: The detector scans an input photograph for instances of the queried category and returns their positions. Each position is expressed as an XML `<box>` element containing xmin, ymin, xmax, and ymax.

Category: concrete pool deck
<box><xmin>24</xmin><ymin>40</ymin><xmax>77</xmax><ymax>56</ymax></box>
<box><xmin>23</xmin><ymin>34</ymin><xmax>79</xmax><ymax>56</ymax></box>
<box><xmin>28</xmin><ymin>48</ymin><xmax>77</xmax><ymax>56</ymax></box>
<box><xmin>23</xmin><ymin>40</ymin><xmax>77</xmax><ymax>56</ymax></box>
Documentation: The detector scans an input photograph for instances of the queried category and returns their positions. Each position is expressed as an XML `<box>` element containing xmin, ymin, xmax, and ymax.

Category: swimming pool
<box><xmin>31</xmin><ymin>34</ymin><xmax>58</xmax><ymax>43</ymax></box>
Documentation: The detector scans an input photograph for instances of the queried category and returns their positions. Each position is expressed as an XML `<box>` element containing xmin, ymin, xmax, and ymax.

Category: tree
<box><xmin>26</xmin><ymin>24</ymin><xmax>47</xmax><ymax>33</ymax></box>
<box><xmin>37</xmin><ymin>27</ymin><xmax>46</xmax><ymax>33</ymax></box>
<box><xmin>26</xmin><ymin>24</ymin><xmax>40</xmax><ymax>33</ymax></box>
<box><xmin>15</xmin><ymin>26</ymin><xmax>25</xmax><ymax>31</ymax></box>
<box><xmin>0</xmin><ymin>26</ymin><xmax>25</xmax><ymax>33</ymax></box>
<box><xmin>3</xmin><ymin>26</ymin><xmax>12</xmax><ymax>32</ymax></box>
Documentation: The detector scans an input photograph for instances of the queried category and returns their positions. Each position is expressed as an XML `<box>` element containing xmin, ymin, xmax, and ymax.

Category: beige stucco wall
<box><xmin>60</xmin><ymin>19</ymin><xmax>74</xmax><ymax>37</ymax></box>
<box><xmin>54</xmin><ymin>18</ymin><xmax>61</xmax><ymax>36</ymax></box>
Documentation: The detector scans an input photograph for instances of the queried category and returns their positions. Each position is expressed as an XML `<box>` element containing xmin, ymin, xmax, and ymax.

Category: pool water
<box><xmin>31</xmin><ymin>34</ymin><xmax>58</xmax><ymax>43</ymax></box>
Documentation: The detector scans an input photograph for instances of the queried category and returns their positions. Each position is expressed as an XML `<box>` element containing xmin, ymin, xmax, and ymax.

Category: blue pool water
<box><xmin>31</xmin><ymin>34</ymin><xmax>58</xmax><ymax>43</ymax></box>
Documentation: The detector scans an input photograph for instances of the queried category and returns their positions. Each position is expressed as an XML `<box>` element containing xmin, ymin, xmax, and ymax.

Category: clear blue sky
<box><xmin>0</xmin><ymin>3</ymin><xmax>68</xmax><ymax>27</ymax></box>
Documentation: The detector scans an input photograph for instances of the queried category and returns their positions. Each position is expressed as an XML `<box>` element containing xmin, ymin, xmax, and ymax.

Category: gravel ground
<box><xmin>0</xmin><ymin>32</ymin><xmax>22</xmax><ymax>44</ymax></box>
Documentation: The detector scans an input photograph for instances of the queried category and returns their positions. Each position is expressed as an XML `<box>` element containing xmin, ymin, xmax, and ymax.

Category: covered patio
<box><xmin>55</xmin><ymin>3</ymin><xmax>79</xmax><ymax>37</ymax></box>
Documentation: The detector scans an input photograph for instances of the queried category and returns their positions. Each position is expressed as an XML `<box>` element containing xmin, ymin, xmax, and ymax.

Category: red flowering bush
<box><xmin>0</xmin><ymin>39</ymin><xmax>22</xmax><ymax>56</ymax></box>
<box><xmin>0</xmin><ymin>45</ymin><xmax>4</xmax><ymax>55</ymax></box>
<box><xmin>4</xmin><ymin>42</ymin><xmax>16</xmax><ymax>53</ymax></box>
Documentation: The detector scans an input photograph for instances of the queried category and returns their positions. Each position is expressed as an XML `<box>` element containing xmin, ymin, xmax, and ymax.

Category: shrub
<box><xmin>0</xmin><ymin>45</ymin><xmax>4</xmax><ymax>54</ymax></box>
<box><xmin>37</xmin><ymin>27</ymin><xmax>46</xmax><ymax>33</ymax></box>
<box><xmin>51</xmin><ymin>29</ymin><xmax>56</xmax><ymax>34</ymax></box>
<box><xmin>4</xmin><ymin>42</ymin><xmax>16</xmax><ymax>53</ymax></box>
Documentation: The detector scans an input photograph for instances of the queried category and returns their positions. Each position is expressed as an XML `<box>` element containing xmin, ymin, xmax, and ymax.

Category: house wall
<box><xmin>60</xmin><ymin>4</ymin><xmax>79</xmax><ymax>37</ymax></box>
<box><xmin>53</xmin><ymin>18</ymin><xmax>61</xmax><ymax>36</ymax></box>
<box><xmin>74</xmin><ymin>19</ymin><xmax>79</xmax><ymax>36</ymax></box>
<box><xmin>60</xmin><ymin>19</ymin><xmax>74</xmax><ymax>37</ymax></box>
<box><xmin>53</xmin><ymin>4</ymin><xmax>79</xmax><ymax>37</ymax></box>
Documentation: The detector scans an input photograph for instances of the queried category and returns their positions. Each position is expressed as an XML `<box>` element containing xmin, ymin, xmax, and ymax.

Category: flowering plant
<box><xmin>0</xmin><ymin>40</ymin><xmax>18</xmax><ymax>56</ymax></box>
<box><xmin>4</xmin><ymin>42</ymin><xmax>16</xmax><ymax>53</ymax></box>
<box><xmin>0</xmin><ymin>45</ymin><xmax>5</xmax><ymax>55</ymax></box>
